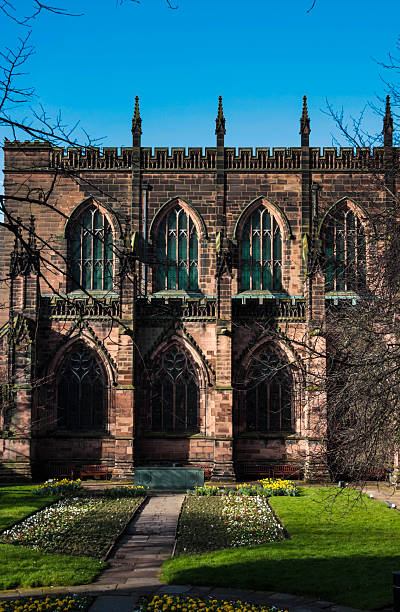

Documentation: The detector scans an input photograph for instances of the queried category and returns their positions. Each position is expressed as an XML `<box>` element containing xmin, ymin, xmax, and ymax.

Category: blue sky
<box><xmin>2</xmin><ymin>0</ymin><xmax>400</xmax><ymax>149</ymax></box>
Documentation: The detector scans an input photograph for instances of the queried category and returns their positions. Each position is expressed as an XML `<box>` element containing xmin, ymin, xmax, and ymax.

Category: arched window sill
<box><xmin>143</xmin><ymin>431</ymin><xmax>203</xmax><ymax>439</ymax></box>
<box><xmin>233</xmin><ymin>291</ymin><xmax>289</xmax><ymax>299</ymax></box>
<box><xmin>43</xmin><ymin>430</ymin><xmax>111</xmax><ymax>439</ymax></box>
<box><xmin>66</xmin><ymin>290</ymin><xmax>119</xmax><ymax>298</ymax></box>
<box><xmin>238</xmin><ymin>431</ymin><xmax>297</xmax><ymax>439</ymax></box>
<box><xmin>325</xmin><ymin>292</ymin><xmax>361</xmax><ymax>305</ymax></box>
<box><xmin>150</xmin><ymin>290</ymin><xmax>205</xmax><ymax>299</ymax></box>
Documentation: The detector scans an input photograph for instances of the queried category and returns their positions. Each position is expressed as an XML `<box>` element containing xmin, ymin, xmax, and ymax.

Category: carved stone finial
<box><xmin>132</xmin><ymin>95</ymin><xmax>142</xmax><ymax>135</ymax></box>
<box><xmin>28</xmin><ymin>215</ymin><xmax>37</xmax><ymax>251</ymax></box>
<box><xmin>300</xmin><ymin>95</ymin><xmax>311</xmax><ymax>137</ymax></box>
<box><xmin>383</xmin><ymin>94</ymin><xmax>393</xmax><ymax>137</ymax></box>
<box><xmin>215</xmin><ymin>96</ymin><xmax>226</xmax><ymax>136</ymax></box>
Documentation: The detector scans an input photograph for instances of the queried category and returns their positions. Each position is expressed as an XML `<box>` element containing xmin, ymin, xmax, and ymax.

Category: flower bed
<box><xmin>34</xmin><ymin>479</ymin><xmax>82</xmax><ymax>497</ymax></box>
<box><xmin>175</xmin><ymin>495</ymin><xmax>285</xmax><ymax>555</ymax></box>
<box><xmin>189</xmin><ymin>479</ymin><xmax>298</xmax><ymax>498</ymax></box>
<box><xmin>0</xmin><ymin>495</ymin><xmax>145</xmax><ymax>557</ymax></box>
<box><xmin>137</xmin><ymin>594</ymin><xmax>287</xmax><ymax>612</ymax></box>
<box><xmin>0</xmin><ymin>595</ymin><xmax>91</xmax><ymax>612</ymax></box>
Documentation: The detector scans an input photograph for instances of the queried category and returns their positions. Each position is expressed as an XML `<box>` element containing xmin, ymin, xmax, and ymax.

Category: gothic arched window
<box><xmin>245</xmin><ymin>350</ymin><xmax>292</xmax><ymax>433</ymax></box>
<box><xmin>241</xmin><ymin>207</ymin><xmax>282</xmax><ymax>291</ymax></box>
<box><xmin>151</xmin><ymin>348</ymin><xmax>199</xmax><ymax>433</ymax></box>
<box><xmin>324</xmin><ymin>205</ymin><xmax>366</xmax><ymax>292</ymax></box>
<box><xmin>69</xmin><ymin>205</ymin><xmax>113</xmax><ymax>291</ymax></box>
<box><xmin>156</xmin><ymin>206</ymin><xmax>198</xmax><ymax>291</ymax></box>
<box><xmin>57</xmin><ymin>347</ymin><xmax>107</xmax><ymax>431</ymax></box>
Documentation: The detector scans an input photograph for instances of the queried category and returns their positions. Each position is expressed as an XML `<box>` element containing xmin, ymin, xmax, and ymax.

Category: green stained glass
<box><xmin>253</xmin><ymin>233</ymin><xmax>260</xmax><ymax>262</ymax></box>
<box><xmin>179</xmin><ymin>212</ymin><xmax>187</xmax><ymax>231</ymax></box>
<box><xmin>189</xmin><ymin>226</ymin><xmax>198</xmax><ymax>260</ymax></box>
<box><xmin>83</xmin><ymin>210</ymin><xmax>92</xmax><ymax>230</ymax></box>
<box><xmin>242</xmin><ymin>264</ymin><xmax>250</xmax><ymax>290</ymax></box>
<box><xmin>93</xmin><ymin>262</ymin><xmax>102</xmax><ymax>290</ymax></box>
<box><xmin>178</xmin><ymin>231</ymin><xmax>187</xmax><ymax>261</ymax></box>
<box><xmin>158</xmin><ymin>219</ymin><xmax>166</xmax><ymax>263</ymax></box>
<box><xmin>263</xmin><ymin>231</ymin><xmax>271</xmax><ymax>262</ymax></box>
<box><xmin>69</xmin><ymin>206</ymin><xmax>113</xmax><ymax>291</ymax></box>
<box><xmin>94</xmin><ymin>235</ymin><xmax>102</xmax><ymax>261</ymax></box>
<box><xmin>83</xmin><ymin>231</ymin><xmax>92</xmax><ymax>260</ymax></box>
<box><xmin>168</xmin><ymin>212</ymin><xmax>176</xmax><ymax>231</ymax></box>
<box><xmin>263</xmin><ymin>212</ymin><xmax>271</xmax><ymax>231</ymax></box>
<box><xmin>263</xmin><ymin>264</ymin><xmax>272</xmax><ymax>289</ymax></box>
<box><xmin>189</xmin><ymin>264</ymin><xmax>198</xmax><ymax>290</ymax></box>
<box><xmin>325</xmin><ymin>222</ymin><xmax>334</xmax><ymax>291</ymax></box>
<box><xmin>253</xmin><ymin>262</ymin><xmax>261</xmax><ymax>290</ymax></box>
<box><xmin>273</xmin><ymin>263</ymin><xmax>282</xmax><ymax>291</ymax></box>
<box><xmin>105</xmin><ymin>262</ymin><xmax>113</xmax><ymax>290</ymax></box>
<box><xmin>178</xmin><ymin>264</ymin><xmax>187</xmax><ymax>289</ymax></box>
<box><xmin>242</xmin><ymin>224</ymin><xmax>251</xmax><ymax>261</ymax></box>
<box><xmin>94</xmin><ymin>210</ymin><xmax>102</xmax><ymax>230</ymax></box>
<box><xmin>83</xmin><ymin>262</ymin><xmax>91</xmax><ymax>288</ymax></box>
<box><xmin>273</xmin><ymin>223</ymin><xmax>282</xmax><ymax>260</ymax></box>
<box><xmin>158</xmin><ymin>264</ymin><xmax>166</xmax><ymax>290</ymax></box>
<box><xmin>167</xmin><ymin>265</ymin><xmax>177</xmax><ymax>289</ymax></box>
<box><xmin>167</xmin><ymin>229</ymin><xmax>176</xmax><ymax>262</ymax></box>
<box><xmin>252</xmin><ymin>211</ymin><xmax>260</xmax><ymax>231</ymax></box>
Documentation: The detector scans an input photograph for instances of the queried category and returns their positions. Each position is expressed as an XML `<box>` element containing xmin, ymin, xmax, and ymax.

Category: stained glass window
<box><xmin>151</xmin><ymin>348</ymin><xmax>199</xmax><ymax>433</ymax></box>
<box><xmin>241</xmin><ymin>207</ymin><xmax>282</xmax><ymax>291</ymax></box>
<box><xmin>245</xmin><ymin>351</ymin><xmax>292</xmax><ymax>433</ymax></box>
<box><xmin>57</xmin><ymin>347</ymin><xmax>106</xmax><ymax>431</ymax></box>
<box><xmin>69</xmin><ymin>205</ymin><xmax>113</xmax><ymax>291</ymax></box>
<box><xmin>324</xmin><ymin>205</ymin><xmax>366</xmax><ymax>292</ymax></box>
<box><xmin>156</xmin><ymin>206</ymin><xmax>198</xmax><ymax>291</ymax></box>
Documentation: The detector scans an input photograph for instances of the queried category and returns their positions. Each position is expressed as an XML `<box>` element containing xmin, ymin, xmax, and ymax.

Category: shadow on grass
<box><xmin>163</xmin><ymin>554</ymin><xmax>399</xmax><ymax>610</ymax></box>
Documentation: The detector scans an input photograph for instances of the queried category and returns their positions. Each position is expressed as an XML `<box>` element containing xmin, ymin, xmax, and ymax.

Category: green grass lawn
<box><xmin>162</xmin><ymin>487</ymin><xmax>400</xmax><ymax>610</ymax></box>
<box><xmin>0</xmin><ymin>485</ymin><xmax>105</xmax><ymax>590</ymax></box>
<box><xmin>0</xmin><ymin>485</ymin><xmax>57</xmax><ymax>531</ymax></box>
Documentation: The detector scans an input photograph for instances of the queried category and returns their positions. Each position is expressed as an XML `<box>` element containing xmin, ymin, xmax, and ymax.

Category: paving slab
<box><xmin>89</xmin><ymin>595</ymin><xmax>139</xmax><ymax>612</ymax></box>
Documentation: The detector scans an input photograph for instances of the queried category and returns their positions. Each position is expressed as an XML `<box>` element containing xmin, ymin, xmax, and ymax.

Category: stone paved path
<box><xmin>0</xmin><ymin>490</ymin><xmax>382</xmax><ymax>612</ymax></box>
<box><xmin>94</xmin><ymin>494</ymin><xmax>184</xmax><ymax>591</ymax></box>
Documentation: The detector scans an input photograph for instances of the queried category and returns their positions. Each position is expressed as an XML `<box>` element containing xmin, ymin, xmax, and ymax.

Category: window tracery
<box><xmin>57</xmin><ymin>347</ymin><xmax>106</xmax><ymax>431</ymax></box>
<box><xmin>69</xmin><ymin>205</ymin><xmax>113</xmax><ymax>291</ymax></box>
<box><xmin>241</xmin><ymin>206</ymin><xmax>282</xmax><ymax>291</ymax></box>
<box><xmin>156</xmin><ymin>206</ymin><xmax>198</xmax><ymax>291</ymax></box>
<box><xmin>151</xmin><ymin>348</ymin><xmax>199</xmax><ymax>433</ymax></box>
<box><xmin>245</xmin><ymin>350</ymin><xmax>292</xmax><ymax>433</ymax></box>
<box><xmin>324</xmin><ymin>204</ymin><xmax>366</xmax><ymax>292</ymax></box>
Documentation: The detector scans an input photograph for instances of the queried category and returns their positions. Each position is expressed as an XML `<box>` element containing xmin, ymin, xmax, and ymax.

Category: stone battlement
<box><xmin>3</xmin><ymin>140</ymin><xmax>395</xmax><ymax>172</ymax></box>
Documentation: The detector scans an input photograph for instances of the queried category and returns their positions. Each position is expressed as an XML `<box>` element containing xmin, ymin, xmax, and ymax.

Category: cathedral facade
<box><xmin>0</xmin><ymin>97</ymin><xmax>396</xmax><ymax>481</ymax></box>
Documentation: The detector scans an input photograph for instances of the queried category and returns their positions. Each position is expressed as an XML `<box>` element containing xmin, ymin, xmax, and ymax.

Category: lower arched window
<box><xmin>245</xmin><ymin>350</ymin><xmax>292</xmax><ymax>432</ymax></box>
<box><xmin>57</xmin><ymin>347</ymin><xmax>107</xmax><ymax>431</ymax></box>
<box><xmin>151</xmin><ymin>348</ymin><xmax>199</xmax><ymax>433</ymax></box>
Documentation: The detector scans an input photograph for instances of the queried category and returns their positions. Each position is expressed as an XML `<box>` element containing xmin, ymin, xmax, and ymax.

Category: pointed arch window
<box><xmin>57</xmin><ymin>347</ymin><xmax>107</xmax><ymax>431</ymax></box>
<box><xmin>241</xmin><ymin>206</ymin><xmax>282</xmax><ymax>291</ymax></box>
<box><xmin>151</xmin><ymin>348</ymin><xmax>199</xmax><ymax>433</ymax></box>
<box><xmin>324</xmin><ymin>205</ymin><xmax>366</xmax><ymax>292</ymax></box>
<box><xmin>156</xmin><ymin>206</ymin><xmax>198</xmax><ymax>291</ymax></box>
<box><xmin>245</xmin><ymin>350</ymin><xmax>292</xmax><ymax>433</ymax></box>
<box><xmin>69</xmin><ymin>205</ymin><xmax>113</xmax><ymax>291</ymax></box>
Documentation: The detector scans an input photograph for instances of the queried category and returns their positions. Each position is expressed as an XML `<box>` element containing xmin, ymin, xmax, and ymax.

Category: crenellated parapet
<box><xmin>4</xmin><ymin>141</ymin><xmax>395</xmax><ymax>172</ymax></box>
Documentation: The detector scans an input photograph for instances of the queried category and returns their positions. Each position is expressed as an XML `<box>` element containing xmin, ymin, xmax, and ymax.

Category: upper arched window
<box><xmin>57</xmin><ymin>346</ymin><xmax>107</xmax><ymax>431</ymax></box>
<box><xmin>245</xmin><ymin>350</ymin><xmax>292</xmax><ymax>433</ymax></box>
<box><xmin>68</xmin><ymin>205</ymin><xmax>113</xmax><ymax>291</ymax></box>
<box><xmin>241</xmin><ymin>206</ymin><xmax>282</xmax><ymax>291</ymax></box>
<box><xmin>151</xmin><ymin>347</ymin><xmax>199</xmax><ymax>433</ymax></box>
<box><xmin>324</xmin><ymin>204</ymin><xmax>366</xmax><ymax>292</ymax></box>
<box><xmin>156</xmin><ymin>206</ymin><xmax>198</xmax><ymax>291</ymax></box>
